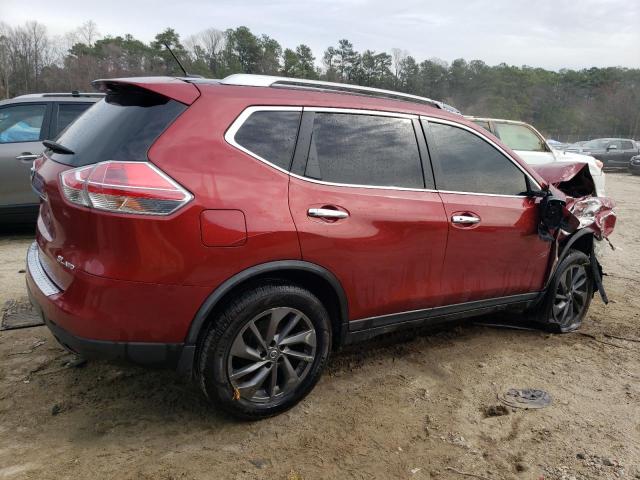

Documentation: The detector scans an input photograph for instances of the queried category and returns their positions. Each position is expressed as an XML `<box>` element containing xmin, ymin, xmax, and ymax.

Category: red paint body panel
<box><xmin>200</xmin><ymin>210</ymin><xmax>247</xmax><ymax>247</ymax></box>
<box><xmin>27</xmin><ymin>269</ymin><xmax>210</xmax><ymax>343</ymax></box>
<box><xmin>438</xmin><ymin>193</ymin><xmax>550</xmax><ymax>304</ymax></box>
<box><xmin>289</xmin><ymin>177</ymin><xmax>449</xmax><ymax>319</ymax></box>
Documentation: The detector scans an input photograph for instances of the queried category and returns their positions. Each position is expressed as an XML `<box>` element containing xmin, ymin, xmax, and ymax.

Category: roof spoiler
<box><xmin>92</xmin><ymin>77</ymin><xmax>200</xmax><ymax>105</ymax></box>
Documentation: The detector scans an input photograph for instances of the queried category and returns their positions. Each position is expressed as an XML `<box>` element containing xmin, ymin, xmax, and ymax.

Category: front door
<box><xmin>423</xmin><ymin>119</ymin><xmax>551</xmax><ymax>305</ymax></box>
<box><xmin>289</xmin><ymin>109</ymin><xmax>449</xmax><ymax>321</ymax></box>
<box><xmin>0</xmin><ymin>102</ymin><xmax>49</xmax><ymax>207</ymax></box>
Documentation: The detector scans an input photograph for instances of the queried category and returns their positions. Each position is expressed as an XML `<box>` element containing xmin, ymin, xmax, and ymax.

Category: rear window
<box><xmin>53</xmin><ymin>103</ymin><xmax>92</xmax><ymax>138</ymax></box>
<box><xmin>48</xmin><ymin>90</ymin><xmax>186</xmax><ymax>167</ymax></box>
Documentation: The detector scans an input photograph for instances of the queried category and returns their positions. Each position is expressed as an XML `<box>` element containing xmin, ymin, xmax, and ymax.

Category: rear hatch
<box><xmin>33</xmin><ymin>78</ymin><xmax>199</xmax><ymax>290</ymax></box>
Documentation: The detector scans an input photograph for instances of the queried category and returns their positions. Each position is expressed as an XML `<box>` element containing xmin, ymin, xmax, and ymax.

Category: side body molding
<box><xmin>184</xmin><ymin>260</ymin><xmax>350</xmax><ymax>346</ymax></box>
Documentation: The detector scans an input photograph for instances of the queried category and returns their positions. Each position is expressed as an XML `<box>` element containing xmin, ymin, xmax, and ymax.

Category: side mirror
<box><xmin>539</xmin><ymin>193</ymin><xmax>566</xmax><ymax>230</ymax></box>
<box><xmin>606</xmin><ymin>144</ymin><xmax>618</xmax><ymax>151</ymax></box>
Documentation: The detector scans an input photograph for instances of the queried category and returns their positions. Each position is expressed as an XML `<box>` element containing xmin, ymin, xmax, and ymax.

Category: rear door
<box><xmin>288</xmin><ymin>108</ymin><xmax>448</xmax><ymax>322</ymax></box>
<box><xmin>0</xmin><ymin>102</ymin><xmax>50</xmax><ymax>207</ymax></box>
<box><xmin>422</xmin><ymin>118</ymin><xmax>550</xmax><ymax>305</ymax></box>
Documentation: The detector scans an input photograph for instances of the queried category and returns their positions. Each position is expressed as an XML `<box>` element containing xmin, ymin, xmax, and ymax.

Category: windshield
<box><xmin>494</xmin><ymin>122</ymin><xmax>547</xmax><ymax>152</ymax></box>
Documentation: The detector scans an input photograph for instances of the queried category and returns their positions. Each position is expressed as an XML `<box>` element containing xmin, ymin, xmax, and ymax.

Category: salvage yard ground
<box><xmin>0</xmin><ymin>172</ymin><xmax>639</xmax><ymax>480</ymax></box>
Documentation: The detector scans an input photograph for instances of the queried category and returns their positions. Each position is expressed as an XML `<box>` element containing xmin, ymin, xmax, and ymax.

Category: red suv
<box><xmin>27</xmin><ymin>74</ymin><xmax>615</xmax><ymax>418</ymax></box>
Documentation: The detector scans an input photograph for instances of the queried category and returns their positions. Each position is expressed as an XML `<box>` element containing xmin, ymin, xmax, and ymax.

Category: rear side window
<box><xmin>0</xmin><ymin>103</ymin><xmax>46</xmax><ymax>143</ymax></box>
<box><xmin>621</xmin><ymin>140</ymin><xmax>634</xmax><ymax>150</ymax></box>
<box><xmin>426</xmin><ymin>121</ymin><xmax>527</xmax><ymax>196</ymax></box>
<box><xmin>234</xmin><ymin>110</ymin><xmax>301</xmax><ymax>170</ymax></box>
<box><xmin>48</xmin><ymin>89</ymin><xmax>186</xmax><ymax>167</ymax></box>
<box><xmin>53</xmin><ymin>103</ymin><xmax>92</xmax><ymax>138</ymax></box>
<box><xmin>304</xmin><ymin>113</ymin><xmax>424</xmax><ymax>188</ymax></box>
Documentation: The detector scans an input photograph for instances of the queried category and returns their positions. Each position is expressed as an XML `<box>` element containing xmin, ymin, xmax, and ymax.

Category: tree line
<box><xmin>1</xmin><ymin>21</ymin><xmax>638</xmax><ymax>141</ymax></box>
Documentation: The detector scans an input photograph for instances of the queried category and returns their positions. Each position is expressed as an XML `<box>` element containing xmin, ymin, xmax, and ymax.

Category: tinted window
<box><xmin>426</xmin><ymin>121</ymin><xmax>527</xmax><ymax>195</ymax></box>
<box><xmin>234</xmin><ymin>110</ymin><xmax>301</xmax><ymax>170</ymax></box>
<box><xmin>621</xmin><ymin>140</ymin><xmax>634</xmax><ymax>150</ymax></box>
<box><xmin>583</xmin><ymin>139</ymin><xmax>609</xmax><ymax>149</ymax></box>
<box><xmin>0</xmin><ymin>104</ymin><xmax>46</xmax><ymax>143</ymax></box>
<box><xmin>494</xmin><ymin>122</ymin><xmax>547</xmax><ymax>152</ymax></box>
<box><xmin>49</xmin><ymin>90</ymin><xmax>186</xmax><ymax>167</ymax></box>
<box><xmin>305</xmin><ymin>113</ymin><xmax>423</xmax><ymax>188</ymax></box>
<box><xmin>53</xmin><ymin>103</ymin><xmax>92</xmax><ymax>138</ymax></box>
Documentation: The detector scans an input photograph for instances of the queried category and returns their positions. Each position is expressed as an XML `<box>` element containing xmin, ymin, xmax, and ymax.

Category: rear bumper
<box><xmin>26</xmin><ymin>241</ymin><xmax>203</xmax><ymax>372</ymax></box>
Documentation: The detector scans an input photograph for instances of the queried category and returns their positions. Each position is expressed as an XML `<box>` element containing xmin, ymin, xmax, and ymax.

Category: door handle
<box><xmin>307</xmin><ymin>208</ymin><xmax>349</xmax><ymax>220</ymax></box>
<box><xmin>451</xmin><ymin>214</ymin><xmax>480</xmax><ymax>224</ymax></box>
<box><xmin>16</xmin><ymin>153</ymin><xmax>39</xmax><ymax>162</ymax></box>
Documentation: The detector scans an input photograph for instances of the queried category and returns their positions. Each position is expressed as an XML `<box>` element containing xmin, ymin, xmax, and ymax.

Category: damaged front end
<box><xmin>531</xmin><ymin>162</ymin><xmax>617</xmax><ymax>303</ymax></box>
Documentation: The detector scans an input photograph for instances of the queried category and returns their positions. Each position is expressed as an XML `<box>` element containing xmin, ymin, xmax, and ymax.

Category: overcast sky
<box><xmin>2</xmin><ymin>0</ymin><xmax>639</xmax><ymax>70</ymax></box>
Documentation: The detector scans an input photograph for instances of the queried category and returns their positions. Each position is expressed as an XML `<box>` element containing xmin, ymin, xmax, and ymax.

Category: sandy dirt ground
<box><xmin>0</xmin><ymin>173</ymin><xmax>638</xmax><ymax>480</ymax></box>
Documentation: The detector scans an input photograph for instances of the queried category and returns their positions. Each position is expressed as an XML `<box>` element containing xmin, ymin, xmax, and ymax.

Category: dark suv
<box><xmin>0</xmin><ymin>92</ymin><xmax>103</xmax><ymax>223</ymax></box>
<box><xmin>566</xmin><ymin>138</ymin><xmax>639</xmax><ymax>168</ymax></box>
<box><xmin>26</xmin><ymin>75</ymin><xmax>615</xmax><ymax>418</ymax></box>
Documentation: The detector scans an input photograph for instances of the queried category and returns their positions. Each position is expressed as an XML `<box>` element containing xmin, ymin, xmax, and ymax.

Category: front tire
<box><xmin>536</xmin><ymin>249</ymin><xmax>593</xmax><ymax>332</ymax></box>
<box><xmin>198</xmin><ymin>283</ymin><xmax>331</xmax><ymax>420</ymax></box>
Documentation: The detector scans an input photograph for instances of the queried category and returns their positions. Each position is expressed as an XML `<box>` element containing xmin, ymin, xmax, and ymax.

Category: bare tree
<box><xmin>76</xmin><ymin>20</ymin><xmax>100</xmax><ymax>46</ymax></box>
<box><xmin>391</xmin><ymin>47</ymin><xmax>408</xmax><ymax>84</ymax></box>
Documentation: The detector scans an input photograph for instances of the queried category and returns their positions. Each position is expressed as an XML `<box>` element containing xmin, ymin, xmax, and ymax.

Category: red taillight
<box><xmin>60</xmin><ymin>161</ymin><xmax>192</xmax><ymax>215</ymax></box>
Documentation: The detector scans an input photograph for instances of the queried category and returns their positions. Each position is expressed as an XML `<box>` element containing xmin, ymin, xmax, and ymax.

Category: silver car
<box><xmin>0</xmin><ymin>93</ymin><xmax>102</xmax><ymax>223</ymax></box>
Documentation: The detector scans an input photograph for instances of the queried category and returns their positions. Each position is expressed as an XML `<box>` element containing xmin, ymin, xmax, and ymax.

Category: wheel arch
<box><xmin>185</xmin><ymin>261</ymin><xmax>349</xmax><ymax>350</ymax></box>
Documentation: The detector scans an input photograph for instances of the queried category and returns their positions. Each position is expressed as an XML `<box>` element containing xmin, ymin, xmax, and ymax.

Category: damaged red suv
<box><xmin>27</xmin><ymin>74</ymin><xmax>616</xmax><ymax>418</ymax></box>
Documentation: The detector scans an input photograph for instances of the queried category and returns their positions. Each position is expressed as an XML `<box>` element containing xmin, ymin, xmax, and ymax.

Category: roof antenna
<box><xmin>162</xmin><ymin>42</ymin><xmax>203</xmax><ymax>78</ymax></box>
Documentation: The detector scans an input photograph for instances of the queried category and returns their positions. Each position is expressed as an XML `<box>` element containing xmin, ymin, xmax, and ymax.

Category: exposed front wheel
<box><xmin>537</xmin><ymin>249</ymin><xmax>593</xmax><ymax>332</ymax></box>
<box><xmin>198</xmin><ymin>283</ymin><xmax>331</xmax><ymax>419</ymax></box>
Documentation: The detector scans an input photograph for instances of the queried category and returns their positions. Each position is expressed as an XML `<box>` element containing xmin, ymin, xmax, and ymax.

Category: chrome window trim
<box><xmin>421</xmin><ymin>115</ymin><xmax>542</xmax><ymax>192</ymax></box>
<box><xmin>224</xmin><ymin>106</ymin><xmax>303</xmax><ymax>177</ymax></box>
<box><xmin>225</xmin><ymin>106</ymin><xmax>541</xmax><ymax>195</ymax></box>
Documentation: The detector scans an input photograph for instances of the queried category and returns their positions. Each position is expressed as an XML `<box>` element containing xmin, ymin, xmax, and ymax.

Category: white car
<box><xmin>466</xmin><ymin>117</ymin><xmax>606</xmax><ymax>197</ymax></box>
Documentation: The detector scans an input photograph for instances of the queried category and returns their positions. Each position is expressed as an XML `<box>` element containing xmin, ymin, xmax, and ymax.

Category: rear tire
<box><xmin>535</xmin><ymin>249</ymin><xmax>593</xmax><ymax>333</ymax></box>
<box><xmin>198</xmin><ymin>282</ymin><xmax>331</xmax><ymax>420</ymax></box>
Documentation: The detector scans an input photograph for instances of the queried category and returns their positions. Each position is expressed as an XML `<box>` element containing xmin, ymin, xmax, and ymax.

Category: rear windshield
<box><xmin>48</xmin><ymin>89</ymin><xmax>187</xmax><ymax>167</ymax></box>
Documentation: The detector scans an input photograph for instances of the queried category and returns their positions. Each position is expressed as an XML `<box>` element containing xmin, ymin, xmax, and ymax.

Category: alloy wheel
<box><xmin>227</xmin><ymin>307</ymin><xmax>317</xmax><ymax>404</ymax></box>
<box><xmin>552</xmin><ymin>264</ymin><xmax>589</xmax><ymax>328</ymax></box>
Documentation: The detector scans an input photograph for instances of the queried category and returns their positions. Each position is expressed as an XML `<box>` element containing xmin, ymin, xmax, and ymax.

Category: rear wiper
<box><xmin>43</xmin><ymin>140</ymin><xmax>74</xmax><ymax>155</ymax></box>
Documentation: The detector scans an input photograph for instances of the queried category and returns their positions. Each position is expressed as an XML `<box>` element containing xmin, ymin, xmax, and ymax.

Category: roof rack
<box><xmin>15</xmin><ymin>92</ymin><xmax>105</xmax><ymax>99</ymax></box>
<box><xmin>216</xmin><ymin>74</ymin><xmax>461</xmax><ymax>114</ymax></box>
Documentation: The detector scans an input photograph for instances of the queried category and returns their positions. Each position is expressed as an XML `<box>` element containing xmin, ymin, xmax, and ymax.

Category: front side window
<box><xmin>234</xmin><ymin>110</ymin><xmax>301</xmax><ymax>171</ymax></box>
<box><xmin>621</xmin><ymin>140</ymin><xmax>634</xmax><ymax>150</ymax></box>
<box><xmin>426</xmin><ymin>121</ymin><xmax>527</xmax><ymax>196</ymax></box>
<box><xmin>494</xmin><ymin>122</ymin><xmax>547</xmax><ymax>152</ymax></box>
<box><xmin>0</xmin><ymin>104</ymin><xmax>46</xmax><ymax>143</ymax></box>
<box><xmin>304</xmin><ymin>113</ymin><xmax>424</xmax><ymax>188</ymax></box>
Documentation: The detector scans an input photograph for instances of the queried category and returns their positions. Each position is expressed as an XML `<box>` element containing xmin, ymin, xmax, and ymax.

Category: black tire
<box><xmin>535</xmin><ymin>249</ymin><xmax>593</xmax><ymax>333</ymax></box>
<box><xmin>198</xmin><ymin>282</ymin><xmax>331</xmax><ymax>420</ymax></box>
